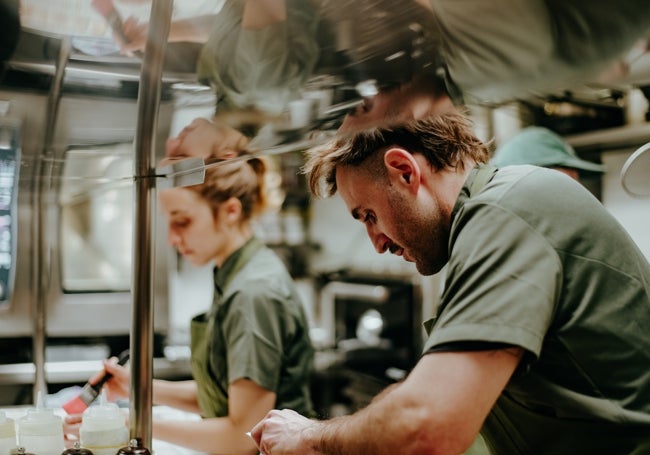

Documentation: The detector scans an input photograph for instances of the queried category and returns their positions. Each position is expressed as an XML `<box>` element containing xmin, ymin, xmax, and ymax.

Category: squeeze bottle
<box><xmin>17</xmin><ymin>392</ymin><xmax>64</xmax><ymax>455</ymax></box>
<box><xmin>79</xmin><ymin>392</ymin><xmax>128</xmax><ymax>455</ymax></box>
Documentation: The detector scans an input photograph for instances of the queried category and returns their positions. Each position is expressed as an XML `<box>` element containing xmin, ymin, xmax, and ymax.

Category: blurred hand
<box><xmin>63</xmin><ymin>413</ymin><xmax>82</xmax><ymax>448</ymax></box>
<box><xmin>119</xmin><ymin>17</ymin><xmax>148</xmax><ymax>53</ymax></box>
<box><xmin>250</xmin><ymin>409</ymin><xmax>322</xmax><ymax>455</ymax></box>
<box><xmin>91</xmin><ymin>356</ymin><xmax>131</xmax><ymax>402</ymax></box>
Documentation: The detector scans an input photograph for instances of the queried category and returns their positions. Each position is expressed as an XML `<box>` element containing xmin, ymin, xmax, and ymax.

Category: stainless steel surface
<box><xmin>0</xmin><ymin>358</ymin><xmax>191</xmax><ymax>386</ymax></box>
<box><xmin>621</xmin><ymin>141</ymin><xmax>650</xmax><ymax>197</ymax></box>
<box><xmin>130</xmin><ymin>0</ymin><xmax>172</xmax><ymax>449</ymax></box>
<box><xmin>31</xmin><ymin>35</ymin><xmax>71</xmax><ymax>403</ymax></box>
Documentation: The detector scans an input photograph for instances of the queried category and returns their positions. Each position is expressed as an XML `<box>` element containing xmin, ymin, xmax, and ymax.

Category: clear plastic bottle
<box><xmin>0</xmin><ymin>411</ymin><xmax>17</xmax><ymax>455</ymax></box>
<box><xmin>17</xmin><ymin>392</ymin><xmax>64</xmax><ymax>455</ymax></box>
<box><xmin>79</xmin><ymin>392</ymin><xmax>128</xmax><ymax>455</ymax></box>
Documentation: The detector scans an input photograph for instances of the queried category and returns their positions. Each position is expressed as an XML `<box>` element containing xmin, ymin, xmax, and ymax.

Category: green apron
<box><xmin>190</xmin><ymin>239</ymin><xmax>263</xmax><ymax>418</ymax></box>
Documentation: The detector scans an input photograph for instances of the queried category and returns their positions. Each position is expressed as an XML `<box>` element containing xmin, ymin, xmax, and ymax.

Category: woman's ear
<box><xmin>384</xmin><ymin>148</ymin><xmax>421</xmax><ymax>194</ymax></box>
<box><xmin>219</xmin><ymin>197</ymin><xmax>243</xmax><ymax>223</ymax></box>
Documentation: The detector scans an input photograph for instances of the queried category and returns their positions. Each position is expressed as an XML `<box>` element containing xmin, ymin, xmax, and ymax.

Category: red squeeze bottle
<box><xmin>62</xmin><ymin>350</ymin><xmax>130</xmax><ymax>415</ymax></box>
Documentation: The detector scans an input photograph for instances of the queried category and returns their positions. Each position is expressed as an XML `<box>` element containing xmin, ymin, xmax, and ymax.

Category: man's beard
<box><xmin>386</xmin><ymin>187</ymin><xmax>449</xmax><ymax>276</ymax></box>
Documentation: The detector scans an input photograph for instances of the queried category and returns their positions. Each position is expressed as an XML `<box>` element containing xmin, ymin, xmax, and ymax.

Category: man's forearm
<box><xmin>309</xmin><ymin>383</ymin><xmax>435</xmax><ymax>455</ymax></box>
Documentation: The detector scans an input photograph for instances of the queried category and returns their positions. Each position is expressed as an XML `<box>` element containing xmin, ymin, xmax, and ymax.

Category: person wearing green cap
<box><xmin>491</xmin><ymin>126</ymin><xmax>606</xmax><ymax>181</ymax></box>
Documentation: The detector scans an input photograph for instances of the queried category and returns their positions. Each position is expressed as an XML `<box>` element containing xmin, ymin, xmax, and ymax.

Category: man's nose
<box><xmin>367</xmin><ymin>225</ymin><xmax>389</xmax><ymax>254</ymax></box>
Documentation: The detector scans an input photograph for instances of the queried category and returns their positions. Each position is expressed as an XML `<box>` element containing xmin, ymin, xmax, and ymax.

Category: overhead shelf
<box><xmin>565</xmin><ymin>122</ymin><xmax>650</xmax><ymax>152</ymax></box>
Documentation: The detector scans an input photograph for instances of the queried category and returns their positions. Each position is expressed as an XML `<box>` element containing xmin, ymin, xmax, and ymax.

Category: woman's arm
<box><xmin>242</xmin><ymin>0</ymin><xmax>286</xmax><ymax>30</ymax></box>
<box><xmin>119</xmin><ymin>14</ymin><xmax>216</xmax><ymax>52</ymax></box>
<box><xmin>152</xmin><ymin>379</ymin><xmax>202</xmax><ymax>414</ymax></box>
<box><xmin>153</xmin><ymin>378</ymin><xmax>277</xmax><ymax>454</ymax></box>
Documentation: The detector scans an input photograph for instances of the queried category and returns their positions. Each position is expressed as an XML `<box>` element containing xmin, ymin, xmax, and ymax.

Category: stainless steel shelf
<box><xmin>0</xmin><ymin>357</ymin><xmax>191</xmax><ymax>385</ymax></box>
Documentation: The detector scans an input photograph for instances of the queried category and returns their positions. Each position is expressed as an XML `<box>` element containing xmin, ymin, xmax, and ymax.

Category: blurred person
<box><xmin>102</xmin><ymin>0</ymin><xmax>649</xmax><ymax>122</ymax></box>
<box><xmin>65</xmin><ymin>121</ymin><xmax>314</xmax><ymax>454</ymax></box>
<box><xmin>164</xmin><ymin>116</ymin><xmax>250</xmax><ymax>159</ymax></box>
<box><xmin>103</xmin><ymin>0</ymin><xmax>320</xmax><ymax>116</ymax></box>
<box><xmin>491</xmin><ymin>126</ymin><xmax>606</xmax><ymax>181</ymax></box>
<box><xmin>251</xmin><ymin>112</ymin><xmax>650</xmax><ymax>455</ymax></box>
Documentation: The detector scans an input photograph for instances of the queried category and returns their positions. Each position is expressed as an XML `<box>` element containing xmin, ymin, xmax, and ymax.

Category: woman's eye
<box><xmin>172</xmin><ymin>219</ymin><xmax>190</xmax><ymax>229</ymax></box>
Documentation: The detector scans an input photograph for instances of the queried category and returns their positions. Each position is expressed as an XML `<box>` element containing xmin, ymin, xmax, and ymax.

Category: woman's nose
<box><xmin>168</xmin><ymin>229</ymin><xmax>181</xmax><ymax>247</ymax></box>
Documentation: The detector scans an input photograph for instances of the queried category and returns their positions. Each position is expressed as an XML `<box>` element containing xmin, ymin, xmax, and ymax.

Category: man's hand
<box><xmin>250</xmin><ymin>409</ymin><xmax>322</xmax><ymax>455</ymax></box>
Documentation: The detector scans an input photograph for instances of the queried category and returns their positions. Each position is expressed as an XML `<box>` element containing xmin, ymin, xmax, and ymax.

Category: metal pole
<box><xmin>31</xmin><ymin>35</ymin><xmax>71</xmax><ymax>403</ymax></box>
<box><xmin>130</xmin><ymin>0</ymin><xmax>172</xmax><ymax>449</ymax></box>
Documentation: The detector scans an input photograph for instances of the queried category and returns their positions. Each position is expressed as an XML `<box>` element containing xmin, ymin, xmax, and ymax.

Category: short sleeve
<box><xmin>222</xmin><ymin>284</ymin><xmax>289</xmax><ymax>392</ymax></box>
<box><xmin>424</xmin><ymin>202</ymin><xmax>562</xmax><ymax>358</ymax></box>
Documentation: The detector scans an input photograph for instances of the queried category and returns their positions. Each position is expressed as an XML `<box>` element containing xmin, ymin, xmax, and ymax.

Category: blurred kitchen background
<box><xmin>0</xmin><ymin>0</ymin><xmax>648</xmax><ymax>424</ymax></box>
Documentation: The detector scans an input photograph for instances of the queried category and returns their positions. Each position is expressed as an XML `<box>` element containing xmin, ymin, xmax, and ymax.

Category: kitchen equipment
<box><xmin>621</xmin><ymin>141</ymin><xmax>650</xmax><ymax>197</ymax></box>
<box><xmin>0</xmin><ymin>115</ymin><xmax>20</xmax><ymax>310</ymax></box>
<box><xmin>0</xmin><ymin>25</ymin><xmax>182</xmax><ymax>405</ymax></box>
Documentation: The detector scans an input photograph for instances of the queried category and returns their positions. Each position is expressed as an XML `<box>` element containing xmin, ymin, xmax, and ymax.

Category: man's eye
<box><xmin>364</xmin><ymin>213</ymin><xmax>376</xmax><ymax>224</ymax></box>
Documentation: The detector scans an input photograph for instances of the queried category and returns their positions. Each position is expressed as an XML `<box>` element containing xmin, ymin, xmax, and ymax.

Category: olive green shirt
<box><xmin>424</xmin><ymin>165</ymin><xmax>650</xmax><ymax>454</ymax></box>
<box><xmin>190</xmin><ymin>237</ymin><xmax>314</xmax><ymax>418</ymax></box>
<box><xmin>197</xmin><ymin>0</ymin><xmax>320</xmax><ymax>114</ymax></box>
<box><xmin>428</xmin><ymin>0</ymin><xmax>650</xmax><ymax>104</ymax></box>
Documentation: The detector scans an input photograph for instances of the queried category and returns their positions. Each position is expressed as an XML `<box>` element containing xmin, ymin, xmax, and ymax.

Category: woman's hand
<box><xmin>118</xmin><ymin>16</ymin><xmax>148</xmax><ymax>53</ymax></box>
<box><xmin>63</xmin><ymin>413</ymin><xmax>83</xmax><ymax>448</ymax></box>
<box><xmin>92</xmin><ymin>356</ymin><xmax>131</xmax><ymax>402</ymax></box>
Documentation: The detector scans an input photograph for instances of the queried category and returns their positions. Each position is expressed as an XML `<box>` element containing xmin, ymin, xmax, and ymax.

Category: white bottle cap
<box><xmin>81</xmin><ymin>391</ymin><xmax>126</xmax><ymax>431</ymax></box>
<box><xmin>18</xmin><ymin>391</ymin><xmax>63</xmax><ymax>436</ymax></box>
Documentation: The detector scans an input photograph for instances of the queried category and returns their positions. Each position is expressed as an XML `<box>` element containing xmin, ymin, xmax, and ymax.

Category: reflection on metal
<box><xmin>59</xmin><ymin>146</ymin><xmax>134</xmax><ymax>292</ymax></box>
<box><xmin>621</xmin><ymin>141</ymin><xmax>650</xmax><ymax>198</ymax></box>
<box><xmin>129</xmin><ymin>0</ymin><xmax>172</xmax><ymax>449</ymax></box>
<box><xmin>155</xmin><ymin>157</ymin><xmax>205</xmax><ymax>190</ymax></box>
<box><xmin>31</xmin><ymin>35</ymin><xmax>71</xmax><ymax>403</ymax></box>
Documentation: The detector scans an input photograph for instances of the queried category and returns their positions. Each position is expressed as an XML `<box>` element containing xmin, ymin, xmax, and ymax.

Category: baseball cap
<box><xmin>491</xmin><ymin>126</ymin><xmax>606</xmax><ymax>173</ymax></box>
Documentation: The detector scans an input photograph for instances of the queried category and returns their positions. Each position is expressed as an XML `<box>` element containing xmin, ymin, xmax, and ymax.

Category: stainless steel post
<box><xmin>31</xmin><ymin>36</ymin><xmax>71</xmax><ymax>403</ymax></box>
<box><xmin>129</xmin><ymin>0</ymin><xmax>172</xmax><ymax>448</ymax></box>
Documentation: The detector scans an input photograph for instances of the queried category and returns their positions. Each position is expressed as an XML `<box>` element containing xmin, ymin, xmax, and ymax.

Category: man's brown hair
<box><xmin>303</xmin><ymin>112</ymin><xmax>491</xmax><ymax>198</ymax></box>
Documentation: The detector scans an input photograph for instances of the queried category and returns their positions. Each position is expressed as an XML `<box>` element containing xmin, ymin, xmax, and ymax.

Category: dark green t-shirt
<box><xmin>424</xmin><ymin>165</ymin><xmax>650</xmax><ymax>454</ymax></box>
<box><xmin>191</xmin><ymin>237</ymin><xmax>314</xmax><ymax>418</ymax></box>
<box><xmin>197</xmin><ymin>0</ymin><xmax>320</xmax><ymax>114</ymax></box>
<box><xmin>428</xmin><ymin>0</ymin><xmax>650</xmax><ymax>104</ymax></box>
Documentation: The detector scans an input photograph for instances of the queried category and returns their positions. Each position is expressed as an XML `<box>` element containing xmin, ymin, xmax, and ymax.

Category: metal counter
<box><xmin>0</xmin><ymin>357</ymin><xmax>191</xmax><ymax>386</ymax></box>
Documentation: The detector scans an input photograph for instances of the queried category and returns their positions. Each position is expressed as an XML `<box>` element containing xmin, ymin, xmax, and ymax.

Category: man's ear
<box><xmin>384</xmin><ymin>148</ymin><xmax>421</xmax><ymax>193</ymax></box>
